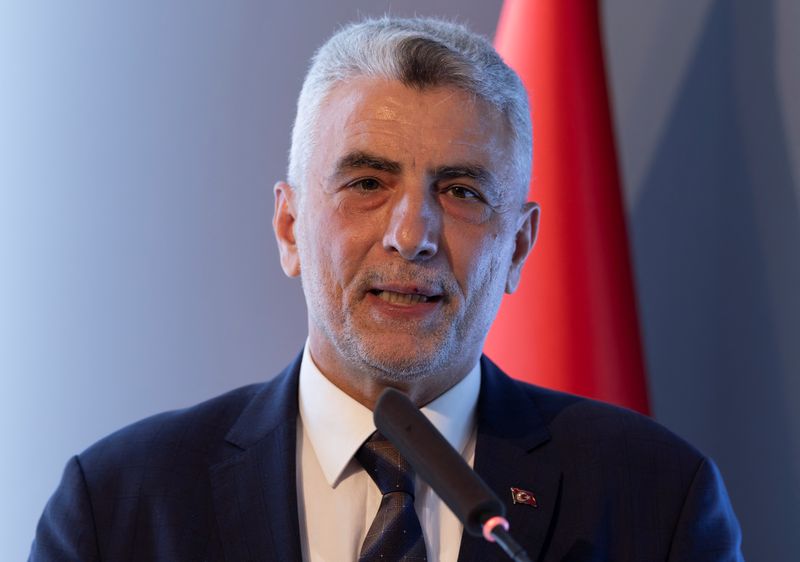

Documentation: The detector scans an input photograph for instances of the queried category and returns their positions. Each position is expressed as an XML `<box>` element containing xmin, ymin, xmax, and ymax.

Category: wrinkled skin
<box><xmin>273</xmin><ymin>77</ymin><xmax>538</xmax><ymax>408</ymax></box>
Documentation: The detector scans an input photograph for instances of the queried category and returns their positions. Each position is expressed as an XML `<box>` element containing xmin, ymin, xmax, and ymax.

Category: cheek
<box><xmin>298</xmin><ymin>201</ymin><xmax>377</xmax><ymax>285</ymax></box>
<box><xmin>450</xmin><ymin>235</ymin><xmax>492</xmax><ymax>282</ymax></box>
<box><xmin>449</xmin><ymin>225</ymin><xmax>514</xmax><ymax>294</ymax></box>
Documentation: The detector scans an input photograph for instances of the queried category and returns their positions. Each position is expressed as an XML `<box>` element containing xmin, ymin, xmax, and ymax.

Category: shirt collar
<box><xmin>298</xmin><ymin>341</ymin><xmax>481</xmax><ymax>487</ymax></box>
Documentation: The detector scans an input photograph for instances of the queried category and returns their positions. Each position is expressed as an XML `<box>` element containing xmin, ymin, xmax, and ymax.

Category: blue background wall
<box><xmin>2</xmin><ymin>1</ymin><xmax>797</xmax><ymax>559</ymax></box>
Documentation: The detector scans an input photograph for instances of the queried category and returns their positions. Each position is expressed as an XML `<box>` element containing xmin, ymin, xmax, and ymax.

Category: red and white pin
<box><xmin>510</xmin><ymin>487</ymin><xmax>538</xmax><ymax>508</ymax></box>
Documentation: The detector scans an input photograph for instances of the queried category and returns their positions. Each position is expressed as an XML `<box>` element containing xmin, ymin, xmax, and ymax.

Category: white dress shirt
<box><xmin>296</xmin><ymin>343</ymin><xmax>480</xmax><ymax>562</ymax></box>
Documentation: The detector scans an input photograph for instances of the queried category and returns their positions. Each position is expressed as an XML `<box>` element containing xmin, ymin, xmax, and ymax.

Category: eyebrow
<box><xmin>431</xmin><ymin>164</ymin><xmax>497</xmax><ymax>188</ymax></box>
<box><xmin>332</xmin><ymin>151</ymin><xmax>403</xmax><ymax>178</ymax></box>
<box><xmin>330</xmin><ymin>150</ymin><xmax>499</xmax><ymax>191</ymax></box>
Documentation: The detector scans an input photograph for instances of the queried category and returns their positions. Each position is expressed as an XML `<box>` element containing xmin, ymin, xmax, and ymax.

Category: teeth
<box><xmin>376</xmin><ymin>291</ymin><xmax>431</xmax><ymax>305</ymax></box>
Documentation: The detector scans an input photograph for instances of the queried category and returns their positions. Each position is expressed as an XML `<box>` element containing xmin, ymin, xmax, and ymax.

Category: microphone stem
<box><xmin>491</xmin><ymin>526</ymin><xmax>533</xmax><ymax>562</ymax></box>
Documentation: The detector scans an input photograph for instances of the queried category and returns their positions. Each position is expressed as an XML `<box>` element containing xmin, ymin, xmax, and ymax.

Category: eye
<box><xmin>347</xmin><ymin>177</ymin><xmax>381</xmax><ymax>192</ymax></box>
<box><xmin>444</xmin><ymin>184</ymin><xmax>483</xmax><ymax>201</ymax></box>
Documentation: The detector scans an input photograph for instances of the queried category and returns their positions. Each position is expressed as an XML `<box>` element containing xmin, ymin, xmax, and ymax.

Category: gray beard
<box><xmin>298</xmin><ymin>255</ymin><xmax>503</xmax><ymax>387</ymax></box>
<box><xmin>319</xmin><ymin>306</ymin><xmax>460</xmax><ymax>384</ymax></box>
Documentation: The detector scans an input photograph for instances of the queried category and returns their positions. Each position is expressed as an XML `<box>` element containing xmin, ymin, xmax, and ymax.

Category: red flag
<box><xmin>486</xmin><ymin>0</ymin><xmax>650</xmax><ymax>414</ymax></box>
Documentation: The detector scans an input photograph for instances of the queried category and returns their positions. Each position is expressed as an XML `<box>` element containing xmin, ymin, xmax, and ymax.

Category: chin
<box><xmin>350</xmin><ymin>336</ymin><xmax>455</xmax><ymax>382</ymax></box>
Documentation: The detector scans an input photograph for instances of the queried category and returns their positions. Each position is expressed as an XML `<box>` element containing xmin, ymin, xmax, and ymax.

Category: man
<box><xmin>31</xmin><ymin>17</ymin><xmax>743</xmax><ymax>561</ymax></box>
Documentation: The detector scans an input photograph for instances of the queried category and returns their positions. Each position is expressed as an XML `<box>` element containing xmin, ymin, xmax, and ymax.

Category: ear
<box><xmin>273</xmin><ymin>181</ymin><xmax>301</xmax><ymax>278</ymax></box>
<box><xmin>505</xmin><ymin>202</ymin><xmax>540</xmax><ymax>293</ymax></box>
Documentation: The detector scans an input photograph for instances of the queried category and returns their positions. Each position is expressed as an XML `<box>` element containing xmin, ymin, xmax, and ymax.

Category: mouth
<box><xmin>367</xmin><ymin>288</ymin><xmax>444</xmax><ymax>306</ymax></box>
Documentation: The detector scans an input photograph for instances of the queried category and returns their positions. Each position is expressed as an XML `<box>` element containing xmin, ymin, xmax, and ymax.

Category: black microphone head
<box><xmin>374</xmin><ymin>387</ymin><xmax>505</xmax><ymax>536</ymax></box>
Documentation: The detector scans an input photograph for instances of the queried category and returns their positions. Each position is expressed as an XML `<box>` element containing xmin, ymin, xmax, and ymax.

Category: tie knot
<box><xmin>356</xmin><ymin>431</ymin><xmax>415</xmax><ymax>496</ymax></box>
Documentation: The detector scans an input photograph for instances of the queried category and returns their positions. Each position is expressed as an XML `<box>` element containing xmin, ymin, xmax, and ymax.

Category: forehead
<box><xmin>311</xmin><ymin>77</ymin><xmax>515</xmax><ymax>180</ymax></box>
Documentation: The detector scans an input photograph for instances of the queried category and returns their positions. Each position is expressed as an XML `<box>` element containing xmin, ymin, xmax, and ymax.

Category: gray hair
<box><xmin>287</xmin><ymin>16</ymin><xmax>532</xmax><ymax>198</ymax></box>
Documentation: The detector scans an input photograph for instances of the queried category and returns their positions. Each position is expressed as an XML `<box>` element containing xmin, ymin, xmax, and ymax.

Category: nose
<box><xmin>382</xmin><ymin>190</ymin><xmax>440</xmax><ymax>261</ymax></box>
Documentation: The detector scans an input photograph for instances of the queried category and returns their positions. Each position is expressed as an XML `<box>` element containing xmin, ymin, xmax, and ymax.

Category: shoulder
<box><xmin>32</xmin><ymin>381</ymin><xmax>278</xmax><ymax>560</ymax></box>
<box><xmin>529</xmin><ymin>381</ymin><xmax>693</xmax><ymax>445</ymax></box>
<box><xmin>31</xmin><ymin>359</ymin><xmax>303</xmax><ymax>560</ymax></box>
<box><xmin>78</xmin><ymin>382</ymin><xmax>266</xmax><ymax>471</ymax></box>
<box><xmin>525</xmin><ymin>379</ymin><xmax>704</xmax><ymax>466</ymax></box>
<box><xmin>513</xmin><ymin>382</ymin><xmax>743</xmax><ymax>558</ymax></box>
<box><xmin>479</xmin><ymin>358</ymin><xmax>706</xmax><ymax>474</ymax></box>
<box><xmin>77</xmin><ymin>353</ymin><xmax>303</xmax><ymax>471</ymax></box>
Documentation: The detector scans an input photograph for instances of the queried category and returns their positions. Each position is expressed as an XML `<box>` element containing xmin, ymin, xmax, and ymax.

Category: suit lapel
<box><xmin>209</xmin><ymin>354</ymin><xmax>303</xmax><ymax>562</ymax></box>
<box><xmin>206</xmin><ymin>354</ymin><xmax>563</xmax><ymax>561</ymax></box>
<box><xmin>457</xmin><ymin>356</ymin><xmax>562</xmax><ymax>562</ymax></box>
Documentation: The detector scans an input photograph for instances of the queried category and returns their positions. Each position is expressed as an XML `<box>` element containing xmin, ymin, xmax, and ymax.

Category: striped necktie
<box><xmin>356</xmin><ymin>431</ymin><xmax>428</xmax><ymax>562</ymax></box>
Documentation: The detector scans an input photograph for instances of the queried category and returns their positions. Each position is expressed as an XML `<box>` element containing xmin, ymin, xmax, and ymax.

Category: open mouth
<box><xmin>368</xmin><ymin>289</ymin><xmax>443</xmax><ymax>305</ymax></box>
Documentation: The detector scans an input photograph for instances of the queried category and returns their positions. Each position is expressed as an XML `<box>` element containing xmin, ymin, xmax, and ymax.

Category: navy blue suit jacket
<box><xmin>31</xmin><ymin>354</ymin><xmax>743</xmax><ymax>561</ymax></box>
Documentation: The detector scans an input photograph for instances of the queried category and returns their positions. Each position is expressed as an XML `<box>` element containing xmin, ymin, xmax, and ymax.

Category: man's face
<box><xmin>274</xmin><ymin>77</ymin><xmax>537</xmax><ymax>402</ymax></box>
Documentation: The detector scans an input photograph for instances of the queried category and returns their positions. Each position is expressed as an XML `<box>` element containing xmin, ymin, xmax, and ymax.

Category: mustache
<box><xmin>355</xmin><ymin>267</ymin><xmax>458</xmax><ymax>298</ymax></box>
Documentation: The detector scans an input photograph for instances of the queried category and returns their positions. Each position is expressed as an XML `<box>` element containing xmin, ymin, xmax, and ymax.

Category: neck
<box><xmin>306</xmin><ymin>340</ymin><xmax>476</xmax><ymax>410</ymax></box>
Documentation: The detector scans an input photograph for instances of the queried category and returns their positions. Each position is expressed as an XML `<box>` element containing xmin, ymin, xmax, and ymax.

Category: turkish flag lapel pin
<box><xmin>510</xmin><ymin>487</ymin><xmax>538</xmax><ymax>508</ymax></box>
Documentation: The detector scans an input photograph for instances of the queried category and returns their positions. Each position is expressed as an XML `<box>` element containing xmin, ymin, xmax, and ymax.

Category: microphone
<box><xmin>373</xmin><ymin>388</ymin><xmax>533</xmax><ymax>562</ymax></box>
